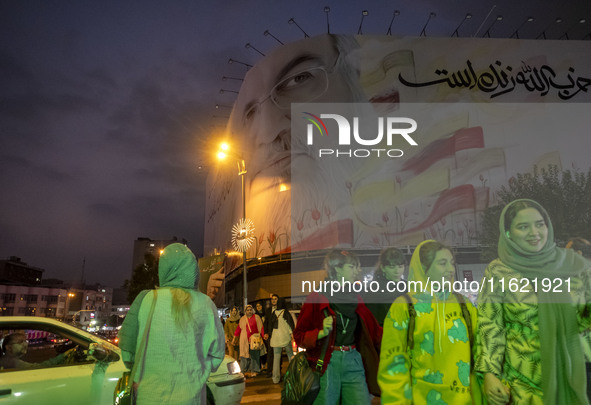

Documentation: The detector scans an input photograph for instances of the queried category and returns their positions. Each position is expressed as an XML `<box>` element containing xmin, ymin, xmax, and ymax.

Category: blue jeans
<box><xmin>272</xmin><ymin>344</ymin><xmax>294</xmax><ymax>383</ymax></box>
<box><xmin>239</xmin><ymin>349</ymin><xmax>261</xmax><ymax>373</ymax></box>
<box><xmin>313</xmin><ymin>349</ymin><xmax>370</xmax><ymax>405</ymax></box>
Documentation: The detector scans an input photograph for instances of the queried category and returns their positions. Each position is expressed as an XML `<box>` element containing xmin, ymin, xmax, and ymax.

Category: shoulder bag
<box><xmin>281</xmin><ymin>309</ymin><xmax>331</xmax><ymax>405</ymax></box>
<box><xmin>114</xmin><ymin>290</ymin><xmax>158</xmax><ymax>405</ymax></box>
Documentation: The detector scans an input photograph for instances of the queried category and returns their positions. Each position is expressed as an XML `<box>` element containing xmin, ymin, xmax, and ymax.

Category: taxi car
<box><xmin>0</xmin><ymin>317</ymin><xmax>244</xmax><ymax>405</ymax></box>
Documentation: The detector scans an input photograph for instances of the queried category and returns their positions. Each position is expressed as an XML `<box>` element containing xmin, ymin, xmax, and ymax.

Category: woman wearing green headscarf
<box><xmin>119</xmin><ymin>243</ymin><xmax>225</xmax><ymax>404</ymax></box>
<box><xmin>475</xmin><ymin>199</ymin><xmax>591</xmax><ymax>405</ymax></box>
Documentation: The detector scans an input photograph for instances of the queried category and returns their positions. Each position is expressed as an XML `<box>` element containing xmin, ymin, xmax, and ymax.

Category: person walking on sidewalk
<box><xmin>269</xmin><ymin>296</ymin><xmax>295</xmax><ymax>384</ymax></box>
<box><xmin>263</xmin><ymin>293</ymin><xmax>279</xmax><ymax>377</ymax></box>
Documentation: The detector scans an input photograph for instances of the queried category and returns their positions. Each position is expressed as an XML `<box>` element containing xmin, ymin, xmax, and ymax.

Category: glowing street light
<box><xmin>217</xmin><ymin>143</ymin><xmax>250</xmax><ymax>311</ymax></box>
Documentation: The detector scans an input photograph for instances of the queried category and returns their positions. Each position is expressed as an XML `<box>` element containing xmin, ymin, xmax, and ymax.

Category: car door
<box><xmin>0</xmin><ymin>321</ymin><xmax>125</xmax><ymax>405</ymax></box>
<box><xmin>0</xmin><ymin>362</ymin><xmax>111</xmax><ymax>404</ymax></box>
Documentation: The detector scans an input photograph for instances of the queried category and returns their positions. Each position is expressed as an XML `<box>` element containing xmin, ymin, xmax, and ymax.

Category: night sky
<box><xmin>1</xmin><ymin>0</ymin><xmax>590</xmax><ymax>287</ymax></box>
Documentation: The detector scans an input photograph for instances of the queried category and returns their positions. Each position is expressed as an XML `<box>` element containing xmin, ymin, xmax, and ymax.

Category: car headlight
<box><xmin>227</xmin><ymin>360</ymin><xmax>241</xmax><ymax>375</ymax></box>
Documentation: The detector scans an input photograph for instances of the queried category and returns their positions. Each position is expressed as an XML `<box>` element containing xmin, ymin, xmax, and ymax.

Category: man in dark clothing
<box><xmin>262</xmin><ymin>294</ymin><xmax>279</xmax><ymax>377</ymax></box>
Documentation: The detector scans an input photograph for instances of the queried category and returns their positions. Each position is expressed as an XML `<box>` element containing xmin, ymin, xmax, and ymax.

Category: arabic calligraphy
<box><xmin>399</xmin><ymin>60</ymin><xmax>591</xmax><ymax>100</ymax></box>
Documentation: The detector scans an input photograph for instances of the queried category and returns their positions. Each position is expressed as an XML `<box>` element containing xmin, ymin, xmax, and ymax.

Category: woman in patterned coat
<box><xmin>475</xmin><ymin>199</ymin><xmax>591</xmax><ymax>405</ymax></box>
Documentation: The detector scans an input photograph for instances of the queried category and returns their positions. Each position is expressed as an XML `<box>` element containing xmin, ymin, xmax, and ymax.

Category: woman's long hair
<box><xmin>171</xmin><ymin>288</ymin><xmax>192</xmax><ymax>332</ymax></box>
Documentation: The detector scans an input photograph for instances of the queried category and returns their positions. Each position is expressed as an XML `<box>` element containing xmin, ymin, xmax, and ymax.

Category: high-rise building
<box><xmin>0</xmin><ymin>256</ymin><xmax>44</xmax><ymax>285</ymax></box>
<box><xmin>131</xmin><ymin>237</ymin><xmax>187</xmax><ymax>274</ymax></box>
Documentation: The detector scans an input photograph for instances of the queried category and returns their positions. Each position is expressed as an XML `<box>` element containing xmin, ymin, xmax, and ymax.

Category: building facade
<box><xmin>0</xmin><ymin>256</ymin><xmax>44</xmax><ymax>285</ymax></box>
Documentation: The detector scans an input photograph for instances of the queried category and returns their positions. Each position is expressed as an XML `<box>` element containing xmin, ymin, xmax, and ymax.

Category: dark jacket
<box><xmin>265</xmin><ymin>297</ymin><xmax>295</xmax><ymax>337</ymax></box>
<box><xmin>365</xmin><ymin>270</ymin><xmax>404</xmax><ymax>326</ymax></box>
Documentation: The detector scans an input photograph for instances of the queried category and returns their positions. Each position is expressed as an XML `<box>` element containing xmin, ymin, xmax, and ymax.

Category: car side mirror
<box><xmin>88</xmin><ymin>343</ymin><xmax>120</xmax><ymax>363</ymax></box>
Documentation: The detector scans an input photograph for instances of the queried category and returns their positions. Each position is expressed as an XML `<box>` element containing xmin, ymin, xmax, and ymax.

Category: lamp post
<box><xmin>536</xmin><ymin>18</ymin><xmax>563</xmax><ymax>39</ymax></box>
<box><xmin>451</xmin><ymin>13</ymin><xmax>472</xmax><ymax>37</ymax></box>
<box><xmin>218</xmin><ymin>143</ymin><xmax>250</xmax><ymax>311</ymax></box>
<box><xmin>263</xmin><ymin>30</ymin><xmax>284</xmax><ymax>45</ymax></box>
<box><xmin>358</xmin><ymin>10</ymin><xmax>369</xmax><ymax>35</ymax></box>
<box><xmin>288</xmin><ymin>18</ymin><xmax>310</xmax><ymax>38</ymax></box>
<box><xmin>482</xmin><ymin>15</ymin><xmax>503</xmax><ymax>38</ymax></box>
<box><xmin>227</xmin><ymin>58</ymin><xmax>253</xmax><ymax>69</ymax></box>
<box><xmin>420</xmin><ymin>12</ymin><xmax>436</xmax><ymax>37</ymax></box>
<box><xmin>386</xmin><ymin>10</ymin><xmax>400</xmax><ymax>36</ymax></box>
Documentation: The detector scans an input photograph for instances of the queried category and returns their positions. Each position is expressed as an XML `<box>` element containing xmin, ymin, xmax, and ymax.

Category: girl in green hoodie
<box><xmin>378</xmin><ymin>240</ymin><xmax>480</xmax><ymax>404</ymax></box>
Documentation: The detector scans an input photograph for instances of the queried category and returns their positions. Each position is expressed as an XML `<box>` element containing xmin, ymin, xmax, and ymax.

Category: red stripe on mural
<box><xmin>283</xmin><ymin>219</ymin><xmax>354</xmax><ymax>253</ymax></box>
<box><xmin>402</xmin><ymin>127</ymin><xmax>484</xmax><ymax>175</ymax></box>
<box><xmin>388</xmin><ymin>184</ymin><xmax>476</xmax><ymax>235</ymax></box>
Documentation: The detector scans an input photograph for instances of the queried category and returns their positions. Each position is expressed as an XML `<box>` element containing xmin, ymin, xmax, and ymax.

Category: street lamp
<box><xmin>263</xmin><ymin>30</ymin><xmax>284</xmax><ymax>45</ymax></box>
<box><xmin>420</xmin><ymin>12</ymin><xmax>436</xmax><ymax>37</ymax></box>
<box><xmin>451</xmin><ymin>13</ymin><xmax>472</xmax><ymax>37</ymax></box>
<box><xmin>288</xmin><ymin>18</ymin><xmax>310</xmax><ymax>38</ymax></box>
<box><xmin>482</xmin><ymin>15</ymin><xmax>503</xmax><ymax>38</ymax></box>
<box><xmin>358</xmin><ymin>10</ymin><xmax>369</xmax><ymax>35</ymax></box>
<box><xmin>386</xmin><ymin>10</ymin><xmax>401</xmax><ymax>36</ymax></box>
<box><xmin>217</xmin><ymin>143</ymin><xmax>252</xmax><ymax>311</ymax></box>
<box><xmin>65</xmin><ymin>292</ymin><xmax>75</xmax><ymax>322</ymax></box>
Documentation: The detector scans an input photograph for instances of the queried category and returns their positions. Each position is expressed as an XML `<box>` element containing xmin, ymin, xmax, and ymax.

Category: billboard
<box><xmin>204</xmin><ymin>34</ymin><xmax>591</xmax><ymax>258</ymax></box>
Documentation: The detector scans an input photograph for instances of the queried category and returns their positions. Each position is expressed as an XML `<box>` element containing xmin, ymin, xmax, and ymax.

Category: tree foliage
<box><xmin>479</xmin><ymin>165</ymin><xmax>591</xmax><ymax>261</ymax></box>
<box><xmin>123</xmin><ymin>253</ymin><xmax>159</xmax><ymax>304</ymax></box>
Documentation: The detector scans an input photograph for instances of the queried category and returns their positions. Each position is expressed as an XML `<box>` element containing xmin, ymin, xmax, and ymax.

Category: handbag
<box><xmin>114</xmin><ymin>290</ymin><xmax>158</xmax><ymax>405</ymax></box>
<box><xmin>246</xmin><ymin>318</ymin><xmax>264</xmax><ymax>351</ymax></box>
<box><xmin>249</xmin><ymin>333</ymin><xmax>264</xmax><ymax>351</ymax></box>
<box><xmin>281</xmin><ymin>309</ymin><xmax>331</xmax><ymax>405</ymax></box>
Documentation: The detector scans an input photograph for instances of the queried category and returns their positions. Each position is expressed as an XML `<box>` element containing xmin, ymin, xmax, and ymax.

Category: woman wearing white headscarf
<box><xmin>119</xmin><ymin>243</ymin><xmax>225</xmax><ymax>404</ymax></box>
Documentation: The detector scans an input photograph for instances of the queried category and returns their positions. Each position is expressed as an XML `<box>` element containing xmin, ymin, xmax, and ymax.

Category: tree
<box><xmin>479</xmin><ymin>165</ymin><xmax>591</xmax><ymax>261</ymax></box>
<box><xmin>123</xmin><ymin>253</ymin><xmax>159</xmax><ymax>303</ymax></box>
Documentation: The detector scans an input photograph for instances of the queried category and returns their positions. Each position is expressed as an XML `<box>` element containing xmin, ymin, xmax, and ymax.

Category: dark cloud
<box><xmin>88</xmin><ymin>202</ymin><xmax>122</xmax><ymax>218</ymax></box>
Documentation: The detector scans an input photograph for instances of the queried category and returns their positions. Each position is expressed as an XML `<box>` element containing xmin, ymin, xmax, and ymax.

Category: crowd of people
<box><xmin>92</xmin><ymin>198</ymin><xmax>590</xmax><ymax>404</ymax></box>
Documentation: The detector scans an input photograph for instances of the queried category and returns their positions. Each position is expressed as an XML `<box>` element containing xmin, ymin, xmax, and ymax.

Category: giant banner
<box><xmin>204</xmin><ymin>34</ymin><xmax>591</xmax><ymax>258</ymax></box>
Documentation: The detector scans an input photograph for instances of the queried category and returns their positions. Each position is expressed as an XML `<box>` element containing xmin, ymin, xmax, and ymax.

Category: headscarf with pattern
<box><xmin>498</xmin><ymin>199</ymin><xmax>589</xmax><ymax>405</ymax></box>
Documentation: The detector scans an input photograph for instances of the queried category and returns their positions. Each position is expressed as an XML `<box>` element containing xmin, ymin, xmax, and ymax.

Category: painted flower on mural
<box><xmin>345</xmin><ymin>181</ymin><xmax>352</xmax><ymax>195</ymax></box>
<box><xmin>296</xmin><ymin>219</ymin><xmax>304</xmax><ymax>231</ymax></box>
<box><xmin>324</xmin><ymin>206</ymin><xmax>332</xmax><ymax>221</ymax></box>
<box><xmin>253</xmin><ymin>232</ymin><xmax>264</xmax><ymax>257</ymax></box>
<box><xmin>311</xmin><ymin>208</ymin><xmax>321</xmax><ymax>225</ymax></box>
<box><xmin>267</xmin><ymin>231</ymin><xmax>277</xmax><ymax>254</ymax></box>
